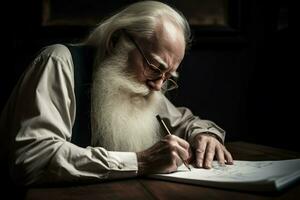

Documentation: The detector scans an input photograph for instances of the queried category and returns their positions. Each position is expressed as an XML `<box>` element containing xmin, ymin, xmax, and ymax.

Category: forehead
<box><xmin>143</xmin><ymin>20</ymin><xmax>185</xmax><ymax>70</ymax></box>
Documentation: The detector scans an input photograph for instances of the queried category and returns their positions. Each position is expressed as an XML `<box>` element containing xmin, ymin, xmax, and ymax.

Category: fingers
<box><xmin>203</xmin><ymin>142</ymin><xmax>215</xmax><ymax>169</ymax></box>
<box><xmin>195</xmin><ymin>141</ymin><xmax>206</xmax><ymax>168</ymax></box>
<box><xmin>137</xmin><ymin>135</ymin><xmax>189</xmax><ymax>175</ymax></box>
<box><xmin>170</xmin><ymin>142</ymin><xmax>189</xmax><ymax>161</ymax></box>
<box><xmin>146</xmin><ymin>133</ymin><xmax>233</xmax><ymax>174</ymax></box>
<box><xmin>171</xmin><ymin>151</ymin><xmax>182</xmax><ymax>168</ymax></box>
<box><xmin>170</xmin><ymin>135</ymin><xmax>190</xmax><ymax>150</ymax></box>
<box><xmin>223</xmin><ymin>146</ymin><xmax>234</xmax><ymax>164</ymax></box>
<box><xmin>163</xmin><ymin>135</ymin><xmax>190</xmax><ymax>164</ymax></box>
<box><xmin>193</xmin><ymin>134</ymin><xmax>234</xmax><ymax>169</ymax></box>
<box><xmin>215</xmin><ymin>144</ymin><xmax>225</xmax><ymax>165</ymax></box>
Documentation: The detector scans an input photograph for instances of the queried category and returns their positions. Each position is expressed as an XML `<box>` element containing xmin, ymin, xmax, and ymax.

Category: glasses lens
<box><xmin>144</xmin><ymin>64</ymin><xmax>162</xmax><ymax>79</ymax></box>
<box><xmin>162</xmin><ymin>78</ymin><xmax>178</xmax><ymax>91</ymax></box>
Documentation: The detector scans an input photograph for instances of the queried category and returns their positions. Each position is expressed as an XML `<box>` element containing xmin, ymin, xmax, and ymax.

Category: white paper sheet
<box><xmin>150</xmin><ymin>159</ymin><xmax>300</xmax><ymax>192</ymax></box>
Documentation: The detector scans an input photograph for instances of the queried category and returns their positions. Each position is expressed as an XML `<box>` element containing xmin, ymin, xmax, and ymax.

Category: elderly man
<box><xmin>0</xmin><ymin>1</ymin><xmax>233</xmax><ymax>186</ymax></box>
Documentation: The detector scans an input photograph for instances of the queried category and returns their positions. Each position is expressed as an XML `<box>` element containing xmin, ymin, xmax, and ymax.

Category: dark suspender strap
<box><xmin>64</xmin><ymin>44</ymin><xmax>95</xmax><ymax>147</ymax></box>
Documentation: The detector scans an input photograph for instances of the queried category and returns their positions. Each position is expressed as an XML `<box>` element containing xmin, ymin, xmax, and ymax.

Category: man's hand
<box><xmin>192</xmin><ymin>133</ymin><xmax>233</xmax><ymax>169</ymax></box>
<box><xmin>136</xmin><ymin>135</ymin><xmax>191</xmax><ymax>175</ymax></box>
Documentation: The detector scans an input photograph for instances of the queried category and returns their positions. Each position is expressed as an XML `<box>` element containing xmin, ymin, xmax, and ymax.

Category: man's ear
<box><xmin>110</xmin><ymin>30</ymin><xmax>122</xmax><ymax>49</ymax></box>
<box><xmin>105</xmin><ymin>30</ymin><xmax>122</xmax><ymax>57</ymax></box>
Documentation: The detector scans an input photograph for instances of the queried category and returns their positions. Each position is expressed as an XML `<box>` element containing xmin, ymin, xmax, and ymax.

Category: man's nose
<box><xmin>147</xmin><ymin>79</ymin><xmax>164</xmax><ymax>91</ymax></box>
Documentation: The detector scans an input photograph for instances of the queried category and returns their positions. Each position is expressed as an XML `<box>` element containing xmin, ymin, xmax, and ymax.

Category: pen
<box><xmin>156</xmin><ymin>115</ymin><xmax>191</xmax><ymax>171</ymax></box>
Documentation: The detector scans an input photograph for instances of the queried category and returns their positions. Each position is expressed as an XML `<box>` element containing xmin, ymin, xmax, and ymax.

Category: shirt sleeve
<box><xmin>157</xmin><ymin>95</ymin><xmax>226</xmax><ymax>144</ymax></box>
<box><xmin>5</xmin><ymin>44</ymin><xmax>137</xmax><ymax>186</ymax></box>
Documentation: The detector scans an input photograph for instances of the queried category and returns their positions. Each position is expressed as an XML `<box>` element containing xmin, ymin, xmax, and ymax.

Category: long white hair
<box><xmin>84</xmin><ymin>1</ymin><xmax>191</xmax><ymax>62</ymax></box>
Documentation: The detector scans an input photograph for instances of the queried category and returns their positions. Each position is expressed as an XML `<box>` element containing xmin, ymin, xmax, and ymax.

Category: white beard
<box><xmin>90</xmin><ymin>48</ymin><xmax>163</xmax><ymax>152</ymax></box>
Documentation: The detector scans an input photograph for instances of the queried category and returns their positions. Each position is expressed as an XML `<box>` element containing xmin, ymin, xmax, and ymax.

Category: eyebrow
<box><xmin>151</xmin><ymin>53</ymin><xmax>179</xmax><ymax>78</ymax></box>
<box><xmin>151</xmin><ymin>53</ymin><xmax>169</xmax><ymax>70</ymax></box>
<box><xmin>171</xmin><ymin>71</ymin><xmax>179</xmax><ymax>78</ymax></box>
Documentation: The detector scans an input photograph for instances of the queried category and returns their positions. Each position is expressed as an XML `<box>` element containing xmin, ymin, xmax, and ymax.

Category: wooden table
<box><xmin>25</xmin><ymin>142</ymin><xmax>300</xmax><ymax>200</ymax></box>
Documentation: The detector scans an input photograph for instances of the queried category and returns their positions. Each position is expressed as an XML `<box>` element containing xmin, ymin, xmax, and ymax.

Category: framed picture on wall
<box><xmin>42</xmin><ymin>0</ymin><xmax>243</xmax><ymax>45</ymax></box>
<box><xmin>43</xmin><ymin>0</ymin><xmax>239</xmax><ymax>26</ymax></box>
<box><xmin>42</xmin><ymin>0</ymin><xmax>138</xmax><ymax>26</ymax></box>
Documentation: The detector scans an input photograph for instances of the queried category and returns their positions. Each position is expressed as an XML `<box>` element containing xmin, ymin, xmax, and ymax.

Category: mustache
<box><xmin>94</xmin><ymin>63</ymin><xmax>152</xmax><ymax>97</ymax></box>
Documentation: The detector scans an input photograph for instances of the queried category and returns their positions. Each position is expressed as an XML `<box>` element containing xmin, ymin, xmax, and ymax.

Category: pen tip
<box><xmin>186</xmin><ymin>164</ymin><xmax>191</xmax><ymax>171</ymax></box>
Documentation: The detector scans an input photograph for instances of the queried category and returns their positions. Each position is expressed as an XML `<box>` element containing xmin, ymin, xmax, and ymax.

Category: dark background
<box><xmin>1</xmin><ymin>0</ymin><xmax>292</xmax><ymax>151</ymax></box>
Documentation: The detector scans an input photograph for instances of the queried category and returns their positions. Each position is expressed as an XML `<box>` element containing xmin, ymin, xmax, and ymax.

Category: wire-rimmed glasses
<box><xmin>124</xmin><ymin>31</ymin><xmax>179</xmax><ymax>91</ymax></box>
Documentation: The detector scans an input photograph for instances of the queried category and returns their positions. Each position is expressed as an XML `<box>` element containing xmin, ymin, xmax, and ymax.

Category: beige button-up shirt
<box><xmin>0</xmin><ymin>44</ymin><xmax>225</xmax><ymax>186</ymax></box>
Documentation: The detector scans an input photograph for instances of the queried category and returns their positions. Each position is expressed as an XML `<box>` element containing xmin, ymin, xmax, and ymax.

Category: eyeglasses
<box><xmin>124</xmin><ymin>32</ymin><xmax>179</xmax><ymax>92</ymax></box>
